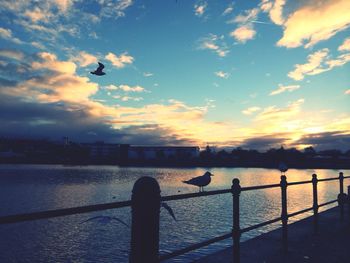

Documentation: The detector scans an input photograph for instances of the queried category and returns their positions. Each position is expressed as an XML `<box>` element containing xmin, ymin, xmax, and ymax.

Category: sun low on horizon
<box><xmin>0</xmin><ymin>0</ymin><xmax>349</xmax><ymax>151</ymax></box>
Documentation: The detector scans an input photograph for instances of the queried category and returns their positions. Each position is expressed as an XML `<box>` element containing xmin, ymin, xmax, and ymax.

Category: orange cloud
<box><xmin>73</xmin><ymin>51</ymin><xmax>98</xmax><ymax>67</ymax></box>
<box><xmin>105</xmin><ymin>52</ymin><xmax>134</xmax><ymax>68</ymax></box>
<box><xmin>288</xmin><ymin>48</ymin><xmax>350</xmax><ymax>81</ymax></box>
<box><xmin>32</xmin><ymin>52</ymin><xmax>76</xmax><ymax>74</ymax></box>
<box><xmin>270</xmin><ymin>84</ymin><xmax>300</xmax><ymax>95</ymax></box>
<box><xmin>338</xmin><ymin>37</ymin><xmax>350</xmax><ymax>52</ymax></box>
<box><xmin>230</xmin><ymin>25</ymin><xmax>256</xmax><ymax>43</ymax></box>
<box><xmin>242</xmin><ymin>106</ymin><xmax>261</xmax><ymax>115</ymax></box>
<box><xmin>277</xmin><ymin>0</ymin><xmax>350</xmax><ymax>48</ymax></box>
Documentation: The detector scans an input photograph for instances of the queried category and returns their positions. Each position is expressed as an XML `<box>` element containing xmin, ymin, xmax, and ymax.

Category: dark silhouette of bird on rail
<box><xmin>183</xmin><ymin>171</ymin><xmax>214</xmax><ymax>192</ymax></box>
<box><xmin>90</xmin><ymin>62</ymin><xmax>106</xmax><ymax>76</ymax></box>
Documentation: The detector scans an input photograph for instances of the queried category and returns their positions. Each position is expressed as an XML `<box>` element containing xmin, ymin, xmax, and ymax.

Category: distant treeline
<box><xmin>0</xmin><ymin>138</ymin><xmax>350</xmax><ymax>169</ymax></box>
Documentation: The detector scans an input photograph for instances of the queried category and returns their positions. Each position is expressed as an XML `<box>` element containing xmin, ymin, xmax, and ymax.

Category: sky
<box><xmin>0</xmin><ymin>0</ymin><xmax>349</xmax><ymax>151</ymax></box>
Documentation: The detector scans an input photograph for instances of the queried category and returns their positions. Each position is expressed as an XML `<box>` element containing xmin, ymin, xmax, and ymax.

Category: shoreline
<box><xmin>0</xmin><ymin>161</ymin><xmax>349</xmax><ymax>170</ymax></box>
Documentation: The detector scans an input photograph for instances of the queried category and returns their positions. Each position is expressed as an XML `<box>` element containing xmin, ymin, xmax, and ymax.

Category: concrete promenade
<box><xmin>196</xmin><ymin>206</ymin><xmax>350</xmax><ymax>263</ymax></box>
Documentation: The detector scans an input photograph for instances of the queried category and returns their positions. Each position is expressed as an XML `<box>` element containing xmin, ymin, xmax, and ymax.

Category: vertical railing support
<box><xmin>232</xmin><ymin>178</ymin><xmax>241</xmax><ymax>263</ymax></box>
<box><xmin>280</xmin><ymin>175</ymin><xmax>288</xmax><ymax>254</ymax></box>
<box><xmin>338</xmin><ymin>172</ymin><xmax>344</xmax><ymax>220</ymax></box>
<box><xmin>130</xmin><ymin>177</ymin><xmax>161</xmax><ymax>263</ymax></box>
<box><xmin>312</xmin><ymin>174</ymin><xmax>318</xmax><ymax>234</ymax></box>
<box><xmin>348</xmin><ymin>185</ymin><xmax>350</xmax><ymax>225</ymax></box>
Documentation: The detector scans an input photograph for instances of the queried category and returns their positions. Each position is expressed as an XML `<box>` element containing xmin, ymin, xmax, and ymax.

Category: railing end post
<box><xmin>130</xmin><ymin>176</ymin><xmax>161</xmax><ymax>263</ymax></box>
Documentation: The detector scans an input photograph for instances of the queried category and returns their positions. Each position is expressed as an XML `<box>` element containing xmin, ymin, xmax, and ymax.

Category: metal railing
<box><xmin>0</xmin><ymin>172</ymin><xmax>349</xmax><ymax>263</ymax></box>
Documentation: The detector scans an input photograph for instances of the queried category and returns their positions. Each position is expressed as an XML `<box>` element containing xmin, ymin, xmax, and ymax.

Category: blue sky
<box><xmin>0</xmin><ymin>0</ymin><xmax>349</xmax><ymax>150</ymax></box>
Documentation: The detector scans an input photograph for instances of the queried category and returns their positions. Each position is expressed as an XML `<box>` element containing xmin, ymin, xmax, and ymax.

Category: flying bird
<box><xmin>90</xmin><ymin>62</ymin><xmax>106</xmax><ymax>76</ymax></box>
<box><xmin>183</xmin><ymin>171</ymin><xmax>214</xmax><ymax>192</ymax></box>
<box><xmin>278</xmin><ymin>162</ymin><xmax>288</xmax><ymax>175</ymax></box>
<box><xmin>161</xmin><ymin>202</ymin><xmax>177</xmax><ymax>221</ymax></box>
<box><xmin>81</xmin><ymin>215</ymin><xmax>129</xmax><ymax>227</ymax></box>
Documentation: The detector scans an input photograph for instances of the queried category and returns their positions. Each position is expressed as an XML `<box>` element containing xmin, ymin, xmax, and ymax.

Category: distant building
<box><xmin>127</xmin><ymin>146</ymin><xmax>200</xmax><ymax>161</ymax></box>
<box><xmin>82</xmin><ymin>141</ymin><xmax>120</xmax><ymax>159</ymax></box>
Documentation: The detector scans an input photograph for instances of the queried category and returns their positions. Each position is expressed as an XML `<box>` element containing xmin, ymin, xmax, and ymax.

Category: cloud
<box><xmin>260</xmin><ymin>0</ymin><xmax>273</xmax><ymax>12</ymax></box>
<box><xmin>105</xmin><ymin>85</ymin><xmax>118</xmax><ymax>90</ymax></box>
<box><xmin>113</xmin><ymin>95</ymin><xmax>143</xmax><ymax>101</ymax></box>
<box><xmin>54</xmin><ymin>0</ymin><xmax>74</xmax><ymax>12</ymax></box>
<box><xmin>72</xmin><ymin>51</ymin><xmax>98</xmax><ymax>67</ymax></box>
<box><xmin>230</xmin><ymin>25</ymin><xmax>256</xmax><ymax>43</ymax></box>
<box><xmin>0</xmin><ymin>49</ymin><xmax>24</xmax><ymax>60</ymax></box>
<box><xmin>228</xmin><ymin>7</ymin><xmax>260</xmax><ymax>44</ymax></box>
<box><xmin>270</xmin><ymin>84</ymin><xmax>300</xmax><ymax>95</ymax></box>
<box><xmin>228</xmin><ymin>8</ymin><xmax>259</xmax><ymax>24</ymax></box>
<box><xmin>240</xmin><ymin>134</ymin><xmax>289</xmax><ymax>150</ymax></box>
<box><xmin>288</xmin><ymin>48</ymin><xmax>350</xmax><ymax>81</ymax></box>
<box><xmin>143</xmin><ymin>72</ymin><xmax>153</xmax><ymax>77</ymax></box>
<box><xmin>288</xmin><ymin>48</ymin><xmax>329</xmax><ymax>81</ymax></box>
<box><xmin>198</xmin><ymin>34</ymin><xmax>229</xmax><ymax>57</ymax></box>
<box><xmin>266</xmin><ymin>0</ymin><xmax>286</xmax><ymax>25</ymax></box>
<box><xmin>255</xmin><ymin>99</ymin><xmax>305</xmax><ymax>121</ymax></box>
<box><xmin>242</xmin><ymin>106</ymin><xmax>261</xmax><ymax>115</ymax></box>
<box><xmin>31</xmin><ymin>41</ymin><xmax>45</xmax><ymax>49</ymax></box>
<box><xmin>0</xmin><ymin>49</ymin><xmax>242</xmax><ymax>146</ymax></box>
<box><xmin>111</xmin><ymin>84</ymin><xmax>146</xmax><ymax>92</ymax></box>
<box><xmin>222</xmin><ymin>4</ymin><xmax>234</xmax><ymax>16</ymax></box>
<box><xmin>294</xmin><ymin>131</ymin><xmax>350</xmax><ymax>151</ymax></box>
<box><xmin>99</xmin><ymin>0</ymin><xmax>133</xmax><ymax>19</ymax></box>
<box><xmin>0</xmin><ymin>27</ymin><xmax>23</xmax><ymax>44</ymax></box>
<box><xmin>105</xmin><ymin>52</ymin><xmax>134</xmax><ymax>68</ymax></box>
<box><xmin>24</xmin><ymin>7</ymin><xmax>52</xmax><ymax>23</ymax></box>
<box><xmin>32</xmin><ymin>52</ymin><xmax>77</xmax><ymax>74</ymax></box>
<box><xmin>215</xmin><ymin>71</ymin><xmax>229</xmax><ymax>79</ymax></box>
<box><xmin>194</xmin><ymin>1</ymin><xmax>207</xmax><ymax>17</ymax></box>
<box><xmin>338</xmin><ymin>37</ymin><xmax>350</xmax><ymax>52</ymax></box>
<box><xmin>276</xmin><ymin>0</ymin><xmax>350</xmax><ymax>48</ymax></box>
<box><xmin>0</xmin><ymin>27</ymin><xmax>12</xmax><ymax>39</ymax></box>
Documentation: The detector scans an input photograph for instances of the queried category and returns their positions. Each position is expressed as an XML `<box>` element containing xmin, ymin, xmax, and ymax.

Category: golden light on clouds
<box><xmin>277</xmin><ymin>0</ymin><xmax>350</xmax><ymax>48</ymax></box>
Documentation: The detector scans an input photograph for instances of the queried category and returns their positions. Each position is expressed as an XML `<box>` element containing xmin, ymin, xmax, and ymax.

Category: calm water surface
<box><xmin>0</xmin><ymin>165</ymin><xmax>347</xmax><ymax>262</ymax></box>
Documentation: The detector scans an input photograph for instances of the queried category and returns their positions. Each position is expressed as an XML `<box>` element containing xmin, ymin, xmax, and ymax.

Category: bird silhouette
<box><xmin>80</xmin><ymin>215</ymin><xmax>129</xmax><ymax>227</ymax></box>
<box><xmin>278</xmin><ymin>162</ymin><xmax>288</xmax><ymax>175</ymax></box>
<box><xmin>161</xmin><ymin>202</ymin><xmax>177</xmax><ymax>221</ymax></box>
<box><xmin>183</xmin><ymin>171</ymin><xmax>214</xmax><ymax>192</ymax></box>
<box><xmin>90</xmin><ymin>62</ymin><xmax>106</xmax><ymax>76</ymax></box>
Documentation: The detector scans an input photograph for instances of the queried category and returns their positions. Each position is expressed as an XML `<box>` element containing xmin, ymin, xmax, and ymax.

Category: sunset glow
<box><xmin>0</xmin><ymin>0</ymin><xmax>349</xmax><ymax>150</ymax></box>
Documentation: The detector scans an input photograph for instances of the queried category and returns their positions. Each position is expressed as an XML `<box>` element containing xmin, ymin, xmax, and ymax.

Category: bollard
<box><xmin>130</xmin><ymin>177</ymin><xmax>161</xmax><ymax>263</ymax></box>
<box><xmin>280</xmin><ymin>175</ymin><xmax>288</xmax><ymax>254</ymax></box>
<box><xmin>312</xmin><ymin>174</ymin><xmax>318</xmax><ymax>234</ymax></box>
<box><xmin>232</xmin><ymin>178</ymin><xmax>241</xmax><ymax>263</ymax></box>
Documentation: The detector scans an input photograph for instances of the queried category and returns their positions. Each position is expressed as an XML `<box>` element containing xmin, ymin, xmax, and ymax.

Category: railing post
<box><xmin>231</xmin><ymin>178</ymin><xmax>241</xmax><ymax>263</ymax></box>
<box><xmin>348</xmin><ymin>186</ymin><xmax>350</xmax><ymax>224</ymax></box>
<box><xmin>312</xmin><ymin>174</ymin><xmax>318</xmax><ymax>234</ymax></box>
<box><xmin>338</xmin><ymin>172</ymin><xmax>344</xmax><ymax>220</ymax></box>
<box><xmin>130</xmin><ymin>177</ymin><xmax>161</xmax><ymax>263</ymax></box>
<box><xmin>280</xmin><ymin>175</ymin><xmax>288</xmax><ymax>254</ymax></box>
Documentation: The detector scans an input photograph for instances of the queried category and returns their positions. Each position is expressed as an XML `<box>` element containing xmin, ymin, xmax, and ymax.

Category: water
<box><xmin>0</xmin><ymin>165</ymin><xmax>347</xmax><ymax>263</ymax></box>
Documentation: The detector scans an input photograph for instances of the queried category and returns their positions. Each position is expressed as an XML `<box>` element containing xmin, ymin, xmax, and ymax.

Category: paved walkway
<box><xmin>195</xmin><ymin>206</ymin><xmax>350</xmax><ymax>263</ymax></box>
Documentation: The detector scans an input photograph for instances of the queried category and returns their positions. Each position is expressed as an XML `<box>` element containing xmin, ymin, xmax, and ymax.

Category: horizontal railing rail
<box><xmin>0</xmin><ymin>173</ymin><xmax>349</xmax><ymax>263</ymax></box>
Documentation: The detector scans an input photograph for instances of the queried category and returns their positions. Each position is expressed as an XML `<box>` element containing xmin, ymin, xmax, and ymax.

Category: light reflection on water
<box><xmin>0</xmin><ymin>165</ymin><xmax>347</xmax><ymax>263</ymax></box>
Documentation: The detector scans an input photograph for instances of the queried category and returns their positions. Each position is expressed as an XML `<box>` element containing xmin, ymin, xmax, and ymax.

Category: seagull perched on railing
<box><xmin>278</xmin><ymin>162</ymin><xmax>288</xmax><ymax>176</ymax></box>
<box><xmin>182</xmin><ymin>171</ymin><xmax>214</xmax><ymax>192</ymax></box>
